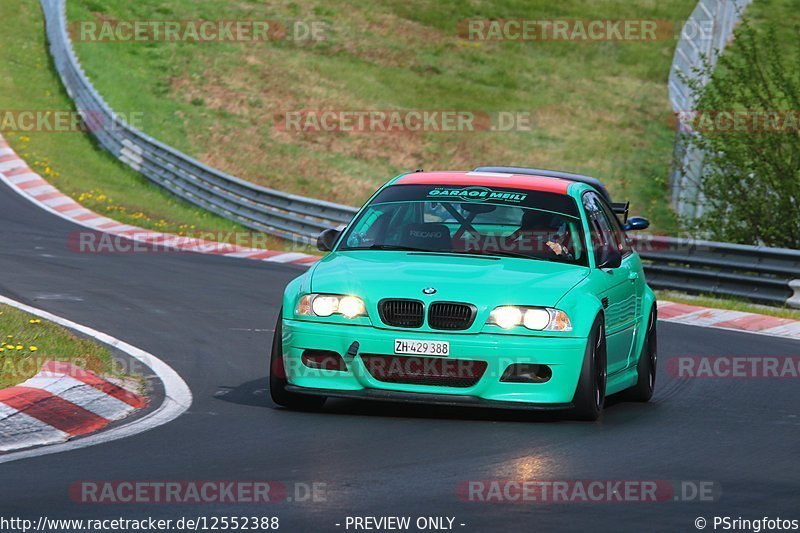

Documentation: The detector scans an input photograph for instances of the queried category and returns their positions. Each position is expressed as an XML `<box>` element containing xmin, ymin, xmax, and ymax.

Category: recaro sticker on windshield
<box><xmin>427</xmin><ymin>186</ymin><xmax>527</xmax><ymax>203</ymax></box>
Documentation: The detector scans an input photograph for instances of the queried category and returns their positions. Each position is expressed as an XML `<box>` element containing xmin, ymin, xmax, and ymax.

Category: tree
<box><xmin>680</xmin><ymin>18</ymin><xmax>800</xmax><ymax>248</ymax></box>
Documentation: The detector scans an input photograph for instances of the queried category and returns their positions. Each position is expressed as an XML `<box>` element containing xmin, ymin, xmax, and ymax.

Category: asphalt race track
<box><xmin>1</xmin><ymin>179</ymin><xmax>798</xmax><ymax>532</ymax></box>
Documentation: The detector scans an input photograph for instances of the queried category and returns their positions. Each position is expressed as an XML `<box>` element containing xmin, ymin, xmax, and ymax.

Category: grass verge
<box><xmin>0</xmin><ymin>304</ymin><xmax>113</xmax><ymax>389</ymax></box>
<box><xmin>0</xmin><ymin>2</ymin><xmax>284</xmax><ymax>250</ymax></box>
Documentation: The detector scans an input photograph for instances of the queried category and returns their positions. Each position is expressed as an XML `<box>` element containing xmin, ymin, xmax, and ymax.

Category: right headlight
<box><xmin>487</xmin><ymin>306</ymin><xmax>572</xmax><ymax>332</ymax></box>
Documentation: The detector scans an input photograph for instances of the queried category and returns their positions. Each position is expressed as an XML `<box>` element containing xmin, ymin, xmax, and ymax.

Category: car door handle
<box><xmin>628</xmin><ymin>271</ymin><xmax>639</xmax><ymax>281</ymax></box>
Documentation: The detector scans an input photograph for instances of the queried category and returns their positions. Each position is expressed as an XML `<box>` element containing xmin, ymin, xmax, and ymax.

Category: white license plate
<box><xmin>394</xmin><ymin>339</ymin><xmax>450</xmax><ymax>356</ymax></box>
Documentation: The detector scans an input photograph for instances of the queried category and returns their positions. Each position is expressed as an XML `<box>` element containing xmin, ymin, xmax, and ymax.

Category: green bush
<box><xmin>681</xmin><ymin>18</ymin><xmax>800</xmax><ymax>248</ymax></box>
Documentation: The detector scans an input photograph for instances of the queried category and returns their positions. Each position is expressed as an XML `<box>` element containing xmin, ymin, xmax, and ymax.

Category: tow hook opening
<box><xmin>500</xmin><ymin>363</ymin><xmax>552</xmax><ymax>383</ymax></box>
<box><xmin>301</xmin><ymin>349</ymin><xmax>348</xmax><ymax>371</ymax></box>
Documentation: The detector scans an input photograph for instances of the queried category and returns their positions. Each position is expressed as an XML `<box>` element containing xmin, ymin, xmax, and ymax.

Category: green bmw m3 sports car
<box><xmin>270</xmin><ymin>167</ymin><xmax>657</xmax><ymax>420</ymax></box>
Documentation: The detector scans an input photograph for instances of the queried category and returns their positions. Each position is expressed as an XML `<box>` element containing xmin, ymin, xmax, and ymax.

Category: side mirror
<box><xmin>597</xmin><ymin>245</ymin><xmax>622</xmax><ymax>270</ymax></box>
<box><xmin>623</xmin><ymin>216</ymin><xmax>650</xmax><ymax>232</ymax></box>
<box><xmin>316</xmin><ymin>228</ymin><xmax>342</xmax><ymax>252</ymax></box>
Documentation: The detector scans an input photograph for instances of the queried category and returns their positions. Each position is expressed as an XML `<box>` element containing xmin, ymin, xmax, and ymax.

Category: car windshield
<box><xmin>339</xmin><ymin>184</ymin><xmax>588</xmax><ymax>266</ymax></box>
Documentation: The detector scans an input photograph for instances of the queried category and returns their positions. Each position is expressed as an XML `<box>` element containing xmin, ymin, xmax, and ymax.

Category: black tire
<box><xmin>570</xmin><ymin>316</ymin><xmax>607</xmax><ymax>421</ymax></box>
<box><xmin>269</xmin><ymin>311</ymin><xmax>326</xmax><ymax>410</ymax></box>
<box><xmin>625</xmin><ymin>306</ymin><xmax>657</xmax><ymax>402</ymax></box>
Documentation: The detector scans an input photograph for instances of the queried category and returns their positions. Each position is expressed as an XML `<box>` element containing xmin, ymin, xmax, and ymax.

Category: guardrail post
<box><xmin>788</xmin><ymin>280</ymin><xmax>800</xmax><ymax>309</ymax></box>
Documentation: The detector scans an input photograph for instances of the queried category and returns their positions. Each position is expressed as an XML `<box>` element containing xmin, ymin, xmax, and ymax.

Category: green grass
<box><xmin>734</xmin><ymin>0</ymin><xmax>798</xmax><ymax>50</ymax></box>
<box><xmin>0</xmin><ymin>2</ymin><xmax>284</xmax><ymax>249</ymax></box>
<box><xmin>657</xmin><ymin>291</ymin><xmax>800</xmax><ymax>321</ymax></box>
<box><xmin>0</xmin><ymin>304</ymin><xmax>113</xmax><ymax>389</ymax></box>
<box><xmin>64</xmin><ymin>0</ymin><xmax>700</xmax><ymax>233</ymax></box>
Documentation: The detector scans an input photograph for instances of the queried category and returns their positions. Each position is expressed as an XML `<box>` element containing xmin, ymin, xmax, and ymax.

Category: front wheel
<box><xmin>570</xmin><ymin>316</ymin><xmax>607</xmax><ymax>421</ymax></box>
<box><xmin>625</xmin><ymin>307</ymin><xmax>657</xmax><ymax>402</ymax></box>
<box><xmin>270</xmin><ymin>311</ymin><xmax>326</xmax><ymax>410</ymax></box>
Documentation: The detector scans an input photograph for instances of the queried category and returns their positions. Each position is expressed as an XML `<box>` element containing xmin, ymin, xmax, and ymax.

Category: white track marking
<box><xmin>25</xmin><ymin>185</ymin><xmax>57</xmax><ymax>196</ymax></box>
<box><xmin>0</xmin><ymin>160</ymin><xmax>24</xmax><ymax>172</ymax></box>
<box><xmin>7</xmin><ymin>173</ymin><xmax>40</xmax><ymax>185</ymax></box>
<box><xmin>42</xmin><ymin>196</ymin><xmax>75</xmax><ymax>208</ymax></box>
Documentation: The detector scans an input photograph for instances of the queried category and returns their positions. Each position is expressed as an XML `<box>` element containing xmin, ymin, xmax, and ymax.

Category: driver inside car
<box><xmin>505</xmin><ymin>210</ymin><xmax>574</xmax><ymax>260</ymax></box>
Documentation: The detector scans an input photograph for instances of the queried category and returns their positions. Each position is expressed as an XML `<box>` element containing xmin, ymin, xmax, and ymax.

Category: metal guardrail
<box><xmin>668</xmin><ymin>0</ymin><xmax>752</xmax><ymax>218</ymax></box>
<box><xmin>40</xmin><ymin>0</ymin><xmax>358</xmax><ymax>243</ymax></box>
<box><xmin>631</xmin><ymin>236</ymin><xmax>800</xmax><ymax>307</ymax></box>
<box><xmin>41</xmin><ymin>0</ymin><xmax>800</xmax><ymax>308</ymax></box>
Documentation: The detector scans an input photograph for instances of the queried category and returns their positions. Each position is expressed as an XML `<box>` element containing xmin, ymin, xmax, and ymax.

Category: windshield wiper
<box><xmin>352</xmin><ymin>245</ymin><xmax>547</xmax><ymax>261</ymax></box>
<box><xmin>363</xmin><ymin>244</ymin><xmax>439</xmax><ymax>253</ymax></box>
<box><xmin>462</xmin><ymin>249</ymin><xmax>541</xmax><ymax>260</ymax></box>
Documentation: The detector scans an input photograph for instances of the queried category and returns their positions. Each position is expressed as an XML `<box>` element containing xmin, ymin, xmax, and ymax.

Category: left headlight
<box><xmin>487</xmin><ymin>306</ymin><xmax>572</xmax><ymax>332</ymax></box>
<box><xmin>295</xmin><ymin>294</ymin><xmax>367</xmax><ymax>319</ymax></box>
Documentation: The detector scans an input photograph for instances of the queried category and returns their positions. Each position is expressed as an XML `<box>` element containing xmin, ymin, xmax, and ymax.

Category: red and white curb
<box><xmin>658</xmin><ymin>301</ymin><xmax>800</xmax><ymax>341</ymax></box>
<box><xmin>0</xmin><ymin>295</ymin><xmax>192</xmax><ymax>464</ymax></box>
<box><xmin>0</xmin><ymin>135</ymin><xmax>319</xmax><ymax>266</ymax></box>
<box><xmin>0</xmin><ymin>361</ymin><xmax>146</xmax><ymax>453</ymax></box>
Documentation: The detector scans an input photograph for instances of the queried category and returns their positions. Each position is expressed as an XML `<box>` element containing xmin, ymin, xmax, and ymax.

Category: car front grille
<box><xmin>361</xmin><ymin>354</ymin><xmax>487</xmax><ymax>388</ymax></box>
<box><xmin>379</xmin><ymin>299</ymin><xmax>424</xmax><ymax>328</ymax></box>
<box><xmin>428</xmin><ymin>302</ymin><xmax>476</xmax><ymax>330</ymax></box>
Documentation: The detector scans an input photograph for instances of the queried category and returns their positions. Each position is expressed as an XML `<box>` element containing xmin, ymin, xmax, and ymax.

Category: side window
<box><xmin>598</xmin><ymin>200</ymin><xmax>632</xmax><ymax>256</ymax></box>
<box><xmin>345</xmin><ymin>203</ymin><xmax>412</xmax><ymax>247</ymax></box>
<box><xmin>582</xmin><ymin>192</ymin><xmax>619</xmax><ymax>263</ymax></box>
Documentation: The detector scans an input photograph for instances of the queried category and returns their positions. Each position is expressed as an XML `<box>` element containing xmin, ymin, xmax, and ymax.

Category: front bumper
<box><xmin>281</xmin><ymin>318</ymin><xmax>588</xmax><ymax>406</ymax></box>
<box><xmin>285</xmin><ymin>385</ymin><xmax>573</xmax><ymax>410</ymax></box>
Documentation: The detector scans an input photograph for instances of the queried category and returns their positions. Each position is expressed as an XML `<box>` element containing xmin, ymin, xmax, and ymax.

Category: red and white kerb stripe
<box><xmin>0</xmin><ymin>362</ymin><xmax>146</xmax><ymax>452</ymax></box>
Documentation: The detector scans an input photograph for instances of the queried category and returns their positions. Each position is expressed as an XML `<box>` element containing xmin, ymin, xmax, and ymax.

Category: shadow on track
<box><xmin>215</xmin><ymin>377</ymin><xmax>652</xmax><ymax>424</ymax></box>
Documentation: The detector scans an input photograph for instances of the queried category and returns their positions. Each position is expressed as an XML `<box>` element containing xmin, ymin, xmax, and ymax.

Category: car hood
<box><xmin>309</xmin><ymin>251</ymin><xmax>589</xmax><ymax>309</ymax></box>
